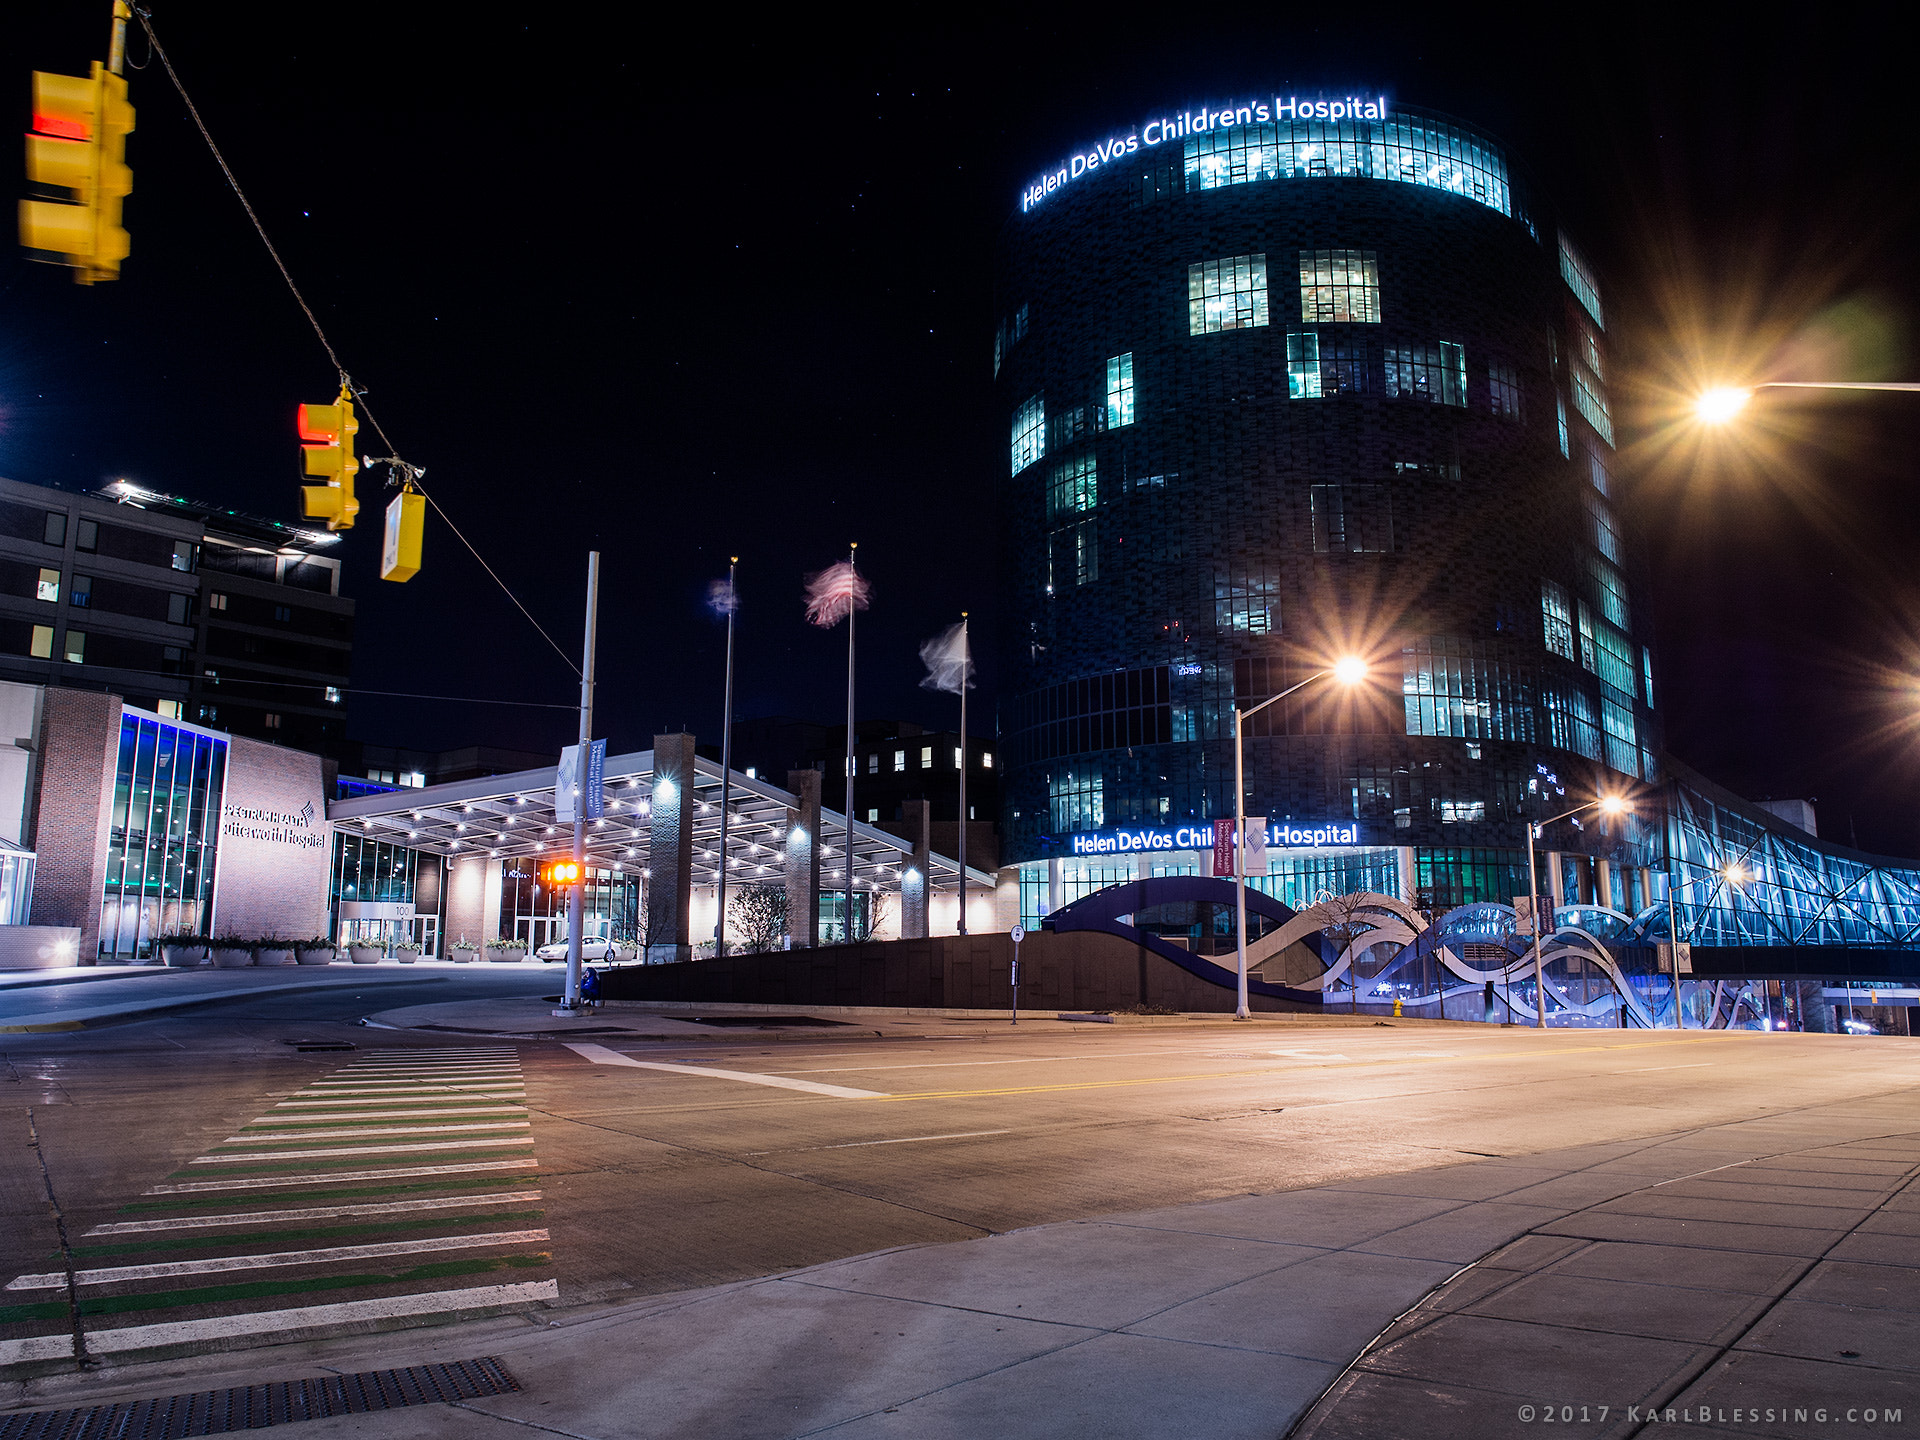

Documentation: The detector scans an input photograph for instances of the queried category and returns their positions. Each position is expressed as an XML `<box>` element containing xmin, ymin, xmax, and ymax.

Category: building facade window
<box><xmin>1050</xmin><ymin>519</ymin><xmax>1098</xmax><ymax>586</ymax></box>
<box><xmin>76</xmin><ymin>518</ymin><xmax>98</xmax><ymax>553</ymax></box>
<box><xmin>1011</xmin><ymin>394</ymin><xmax>1046</xmax><ymax>476</ymax></box>
<box><xmin>64</xmin><ymin>630</ymin><xmax>86</xmax><ymax>664</ymax></box>
<box><xmin>1287</xmin><ymin>332</ymin><xmax>1322</xmax><ymax>398</ymax></box>
<box><xmin>100</xmin><ymin>711</ymin><xmax>227</xmax><ymax>958</ymax></box>
<box><xmin>1049</xmin><ymin>766</ymin><xmax>1105</xmax><ymax>832</ymax></box>
<box><xmin>35</xmin><ymin>568</ymin><xmax>59</xmax><ymax>603</ymax></box>
<box><xmin>1601</xmin><ymin>694</ymin><xmax>1637</xmax><ymax>776</ymax></box>
<box><xmin>1187</xmin><ymin>254</ymin><xmax>1269</xmax><ymax>334</ymax></box>
<box><xmin>167</xmin><ymin>593</ymin><xmax>192</xmax><ymax>625</ymax></box>
<box><xmin>43</xmin><ymin>512</ymin><xmax>66</xmax><ymax>547</ymax></box>
<box><xmin>920</xmin><ymin>746</ymin><xmax>932</xmax><ymax>769</ymax></box>
<box><xmin>1584</xmin><ymin>492</ymin><xmax>1622</xmax><ymax>563</ymax></box>
<box><xmin>1541</xmin><ymin>580</ymin><xmax>1575</xmax><ymax>662</ymax></box>
<box><xmin>1215</xmin><ymin>571</ymin><xmax>1279</xmax><ymax>633</ymax></box>
<box><xmin>30</xmin><ymin>624</ymin><xmax>53</xmax><ymax>659</ymax></box>
<box><xmin>1106</xmin><ymin>353</ymin><xmax>1135</xmax><ymax>428</ymax></box>
<box><xmin>1543</xmin><ymin>682</ymin><xmax>1601</xmax><ymax>760</ymax></box>
<box><xmin>866</xmin><ymin>753</ymin><xmax>878</xmax><ymax>774</ymax></box>
<box><xmin>1556</xmin><ymin>393</ymin><xmax>1570</xmax><ymax>456</ymax></box>
<box><xmin>171</xmin><ymin>540</ymin><xmax>196</xmax><ymax>572</ymax></box>
<box><xmin>1642</xmin><ymin>647</ymin><xmax>1655</xmax><ymax>710</ymax></box>
<box><xmin>1310</xmin><ymin>484</ymin><xmax>1392</xmax><ymax>553</ymax></box>
<box><xmin>1585</xmin><ymin>437</ymin><xmax>1612</xmax><ymax>495</ymax></box>
<box><xmin>1571</xmin><ymin>365</ymin><xmax>1614</xmax><ymax>446</ymax></box>
<box><xmin>1585</xmin><ymin>555</ymin><xmax>1630</xmax><ymax>631</ymax></box>
<box><xmin>263</xmin><ymin>712</ymin><xmax>281</xmax><ymax>730</ymax></box>
<box><xmin>1401</xmin><ymin>638</ymin><xmax>1537</xmax><ymax>743</ymax></box>
<box><xmin>893</xmin><ymin>749</ymin><xmax>905</xmax><ymax>772</ymax></box>
<box><xmin>1488</xmin><ymin>363</ymin><xmax>1523</xmax><ymax>420</ymax></box>
<box><xmin>1002</xmin><ymin>667</ymin><xmax>1172</xmax><ymax>767</ymax></box>
<box><xmin>208</xmin><ymin>593</ymin><xmax>228</xmax><ymax>611</ymax></box>
<box><xmin>1047</xmin><ymin>453</ymin><xmax>1097</xmax><ymax>519</ymax></box>
<box><xmin>1299</xmin><ymin>249</ymin><xmax>1381</xmax><ymax>324</ymax></box>
<box><xmin>1558</xmin><ymin>231</ymin><xmax>1605</xmax><ymax>328</ymax></box>
<box><xmin>1384</xmin><ymin>342</ymin><xmax>1466</xmax><ymax>405</ymax></box>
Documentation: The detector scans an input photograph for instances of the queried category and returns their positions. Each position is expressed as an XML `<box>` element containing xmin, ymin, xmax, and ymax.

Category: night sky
<box><xmin>3</xmin><ymin>11</ymin><xmax>1917</xmax><ymax>852</ymax></box>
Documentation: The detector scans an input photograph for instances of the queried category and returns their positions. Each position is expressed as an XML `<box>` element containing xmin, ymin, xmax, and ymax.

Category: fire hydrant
<box><xmin>1392</xmin><ymin>995</ymin><xmax>1403</xmax><ymax>1018</ymax></box>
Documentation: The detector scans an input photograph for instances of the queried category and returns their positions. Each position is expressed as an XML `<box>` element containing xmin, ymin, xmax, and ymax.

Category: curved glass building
<box><xmin>995</xmin><ymin>96</ymin><xmax>1658</xmax><ymax>922</ymax></box>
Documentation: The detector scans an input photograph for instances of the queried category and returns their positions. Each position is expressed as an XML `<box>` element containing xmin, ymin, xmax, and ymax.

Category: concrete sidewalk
<box><xmin>0</xmin><ymin>970</ymin><xmax>453</xmax><ymax>1031</ymax></box>
<box><xmin>4</xmin><ymin>1086</ymin><xmax>1914</xmax><ymax>1438</ymax></box>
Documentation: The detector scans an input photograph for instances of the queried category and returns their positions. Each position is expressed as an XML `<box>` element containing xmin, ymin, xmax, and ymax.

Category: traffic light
<box><xmin>381</xmin><ymin>486</ymin><xmax>425</xmax><ymax>583</ymax></box>
<box><xmin>543</xmin><ymin>860</ymin><xmax>581</xmax><ymax>890</ymax></box>
<box><xmin>298</xmin><ymin>387</ymin><xmax>360</xmax><ymax>531</ymax></box>
<box><xmin>20</xmin><ymin>61</ymin><xmax>134</xmax><ymax>284</ymax></box>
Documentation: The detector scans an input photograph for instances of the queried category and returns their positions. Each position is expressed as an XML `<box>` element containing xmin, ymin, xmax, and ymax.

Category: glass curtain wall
<box><xmin>100</xmin><ymin>712</ymin><xmax>228</xmax><ymax>958</ymax></box>
<box><xmin>331</xmin><ymin>834</ymin><xmax>418</xmax><ymax>948</ymax></box>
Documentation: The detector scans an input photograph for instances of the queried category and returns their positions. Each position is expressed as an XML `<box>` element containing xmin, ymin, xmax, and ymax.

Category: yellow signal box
<box><xmin>20</xmin><ymin>63</ymin><xmax>134</xmax><ymax>283</ymax></box>
<box><xmin>298</xmin><ymin>388</ymin><xmax>360</xmax><ymax>531</ymax></box>
<box><xmin>381</xmin><ymin>487</ymin><xmax>425</xmax><ymax>582</ymax></box>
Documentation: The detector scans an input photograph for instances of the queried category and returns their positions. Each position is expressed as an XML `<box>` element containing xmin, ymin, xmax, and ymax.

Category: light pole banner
<box><xmin>1243</xmin><ymin>816</ymin><xmax>1268</xmax><ymax>876</ymax></box>
<box><xmin>555</xmin><ymin>745</ymin><xmax>581</xmax><ymax>823</ymax></box>
<box><xmin>584</xmin><ymin>738</ymin><xmax>606</xmax><ymax>818</ymax></box>
<box><xmin>1211</xmin><ymin>818</ymin><xmax>1235</xmax><ymax>876</ymax></box>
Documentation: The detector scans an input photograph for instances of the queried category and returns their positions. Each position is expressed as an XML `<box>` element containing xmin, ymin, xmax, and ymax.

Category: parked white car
<box><xmin>535</xmin><ymin>939</ymin><xmax>624</xmax><ymax>963</ymax></box>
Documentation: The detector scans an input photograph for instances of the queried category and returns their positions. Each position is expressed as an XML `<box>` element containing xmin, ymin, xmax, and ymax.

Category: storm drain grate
<box><xmin>0</xmin><ymin>1356</ymin><xmax>520</xmax><ymax>1438</ymax></box>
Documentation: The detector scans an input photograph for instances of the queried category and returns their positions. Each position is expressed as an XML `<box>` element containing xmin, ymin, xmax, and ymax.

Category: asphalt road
<box><xmin>4</xmin><ymin>970</ymin><xmax>1919</xmax><ymax>1374</ymax></box>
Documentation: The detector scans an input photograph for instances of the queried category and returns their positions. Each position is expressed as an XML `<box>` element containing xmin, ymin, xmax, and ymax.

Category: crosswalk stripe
<box><xmin>87</xmin><ymin>1192</ymin><xmax>544</xmax><ymax>1235</ymax></box>
<box><xmin>148</xmin><ymin>1159</ymin><xmax>542</xmax><ymax>1193</ymax></box>
<box><xmin>220</xmin><ymin>1122</ymin><xmax>531</xmax><ymax>1142</ymax></box>
<box><xmin>0</xmin><ymin>1280</ymin><xmax>560</xmax><ymax>1366</ymax></box>
<box><xmin>252</xmin><ymin>1109</ymin><xmax>526</xmax><ymax>1124</ymax></box>
<box><xmin>192</xmin><ymin>1138</ymin><xmax>535</xmax><ymax>1163</ymax></box>
<box><xmin>7</xmin><ymin>1230</ymin><xmax>552</xmax><ymax>1290</ymax></box>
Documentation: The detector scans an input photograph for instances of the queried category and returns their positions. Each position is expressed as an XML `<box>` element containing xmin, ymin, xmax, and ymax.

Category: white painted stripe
<box><xmin>87</xmin><ymin>1192</ymin><xmax>544</xmax><ymax>1234</ymax></box>
<box><xmin>148</xmin><ymin>1159</ymin><xmax>541</xmax><ymax>1193</ymax></box>
<box><xmin>276</xmin><ymin>1095</ymin><xmax>526</xmax><ymax>1107</ymax></box>
<box><xmin>1615</xmin><ymin>1063</ymin><xmax>1714</xmax><ymax>1073</ymax></box>
<box><xmin>0</xmin><ymin>1280</ymin><xmax>560</xmax><ymax>1365</ymax></box>
<box><xmin>192</xmin><ymin>1137</ymin><xmax>535</xmax><ymax>1163</ymax></box>
<box><xmin>307</xmin><ymin>1080</ymin><xmax>524</xmax><ymax>1089</ymax></box>
<box><xmin>7</xmin><ymin>1230</ymin><xmax>551</xmax><ymax>1290</ymax></box>
<box><xmin>340</xmin><ymin>1062</ymin><xmax>521</xmax><ymax>1070</ymax></box>
<box><xmin>220</xmin><ymin>1122</ymin><xmax>531</xmax><ymax>1142</ymax></box>
<box><xmin>255</xmin><ymin>1113</ymin><xmax>529</xmax><ymax>1128</ymax></box>
<box><xmin>818</xmin><ymin>1130</ymin><xmax>1012</xmax><ymax>1149</ymax></box>
<box><xmin>564</xmin><ymin>1042</ymin><xmax>886</xmax><ymax>1098</ymax></box>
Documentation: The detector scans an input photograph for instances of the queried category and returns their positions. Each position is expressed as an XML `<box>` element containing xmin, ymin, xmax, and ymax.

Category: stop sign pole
<box><xmin>1010</xmin><ymin>924</ymin><xmax>1025</xmax><ymax>1025</ymax></box>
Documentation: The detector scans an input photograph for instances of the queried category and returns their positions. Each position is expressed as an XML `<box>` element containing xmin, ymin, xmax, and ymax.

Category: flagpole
<box><xmin>715</xmin><ymin>557</ymin><xmax>737</xmax><ymax>957</ymax></box>
<box><xmin>845</xmin><ymin>543</ymin><xmax>857</xmax><ymax>942</ymax></box>
<box><xmin>957</xmin><ymin>613</ymin><xmax>968</xmax><ymax>936</ymax></box>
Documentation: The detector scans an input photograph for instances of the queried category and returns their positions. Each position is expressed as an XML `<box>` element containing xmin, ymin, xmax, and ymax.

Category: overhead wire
<box><xmin>128</xmin><ymin>8</ymin><xmax>581</xmax><ymax>678</ymax></box>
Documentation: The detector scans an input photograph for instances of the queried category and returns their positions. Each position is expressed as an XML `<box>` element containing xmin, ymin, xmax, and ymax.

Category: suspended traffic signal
<box><xmin>20</xmin><ymin>62</ymin><xmax>134</xmax><ymax>284</ymax></box>
<box><xmin>381</xmin><ymin>485</ymin><xmax>425</xmax><ymax>583</ymax></box>
<box><xmin>298</xmin><ymin>387</ymin><xmax>360</xmax><ymax>531</ymax></box>
<box><xmin>543</xmin><ymin>859</ymin><xmax>581</xmax><ymax>890</ymax></box>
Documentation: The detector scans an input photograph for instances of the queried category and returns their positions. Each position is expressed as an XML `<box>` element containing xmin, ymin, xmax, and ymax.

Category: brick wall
<box><xmin>28</xmin><ymin>688</ymin><xmax>121</xmax><ymax>960</ymax></box>
<box><xmin>211</xmin><ymin>737</ymin><xmax>329</xmax><ymax>942</ymax></box>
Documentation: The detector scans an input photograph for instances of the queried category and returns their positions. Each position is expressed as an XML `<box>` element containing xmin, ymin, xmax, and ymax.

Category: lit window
<box><xmin>1541</xmin><ymin>580</ymin><xmax>1575</xmax><ymax>662</ymax></box>
<box><xmin>920</xmin><ymin>747</ymin><xmax>932</xmax><ymax>769</ymax></box>
<box><xmin>1558</xmin><ymin>231</ymin><xmax>1605</xmax><ymax>329</ymax></box>
<box><xmin>866</xmin><ymin>753</ymin><xmax>879</xmax><ymax>774</ymax></box>
<box><xmin>745</xmin><ymin>766</ymin><xmax>757</xmax><ymax>779</ymax></box>
<box><xmin>171</xmin><ymin>540</ymin><xmax>195</xmax><ymax>572</ymax></box>
<box><xmin>1642</xmin><ymin>647</ymin><xmax>1655</xmax><ymax>710</ymax></box>
<box><xmin>29</xmin><ymin>624</ymin><xmax>53</xmax><ymax>659</ymax></box>
<box><xmin>1216</xmin><ymin>571</ymin><xmax>1279</xmax><ymax>632</ymax></box>
<box><xmin>1585</xmin><ymin>555</ymin><xmax>1630</xmax><ymax>631</ymax></box>
<box><xmin>1309</xmin><ymin>485</ymin><xmax>1392</xmax><ymax>553</ymax></box>
<box><xmin>1589</xmin><ymin>615</ymin><xmax>1638</xmax><ymax>697</ymax></box>
<box><xmin>1049</xmin><ymin>766</ymin><xmax>1105</xmax><ymax>832</ymax></box>
<box><xmin>264</xmin><ymin>713</ymin><xmax>282</xmax><ymax>729</ymax></box>
<box><xmin>156</xmin><ymin>699</ymin><xmax>182</xmax><ymax>719</ymax></box>
<box><xmin>401</xmin><ymin>771</ymin><xmax>426</xmax><ymax>788</ymax></box>
<box><xmin>1010</xmin><ymin>394</ymin><xmax>1046</xmax><ymax>475</ymax></box>
<box><xmin>866</xmin><ymin>808</ymin><xmax>879</xmax><ymax>822</ymax></box>
<box><xmin>36</xmin><ymin>568</ymin><xmax>60</xmax><ymax>603</ymax></box>
<box><xmin>1585</xmin><ymin>437</ymin><xmax>1612</xmax><ymax>495</ymax></box>
<box><xmin>1570</xmin><ymin>366</ymin><xmax>1614</xmax><ymax>446</ymax></box>
<box><xmin>1299</xmin><ymin>249</ymin><xmax>1381</xmax><ymax>324</ymax></box>
<box><xmin>1105</xmin><ymin>353</ymin><xmax>1134</xmax><ymax>428</ymax></box>
<box><xmin>982</xmin><ymin>753</ymin><xmax>993</xmax><ymax>769</ymax></box>
<box><xmin>1577</xmin><ymin>321</ymin><xmax>1605</xmax><ymax>382</ymax></box>
<box><xmin>1488</xmin><ymin>364</ymin><xmax>1523</xmax><ymax>420</ymax></box>
<box><xmin>893</xmin><ymin>749</ymin><xmax>905</xmax><ymax>772</ymax></box>
<box><xmin>952</xmin><ymin>747</ymin><xmax>963</xmax><ymax>768</ymax></box>
<box><xmin>1556</xmin><ymin>394</ymin><xmax>1570</xmax><ymax>457</ymax></box>
<box><xmin>64</xmin><ymin>630</ymin><xmax>87</xmax><ymax>664</ymax></box>
<box><xmin>208</xmin><ymin>592</ymin><xmax>228</xmax><ymax>611</ymax></box>
<box><xmin>1286</xmin><ymin>333</ymin><xmax>1322</xmax><ymax>398</ymax></box>
<box><xmin>1384</xmin><ymin>343</ymin><xmax>1466</xmax><ymax>406</ymax></box>
<box><xmin>1010</xmin><ymin>303</ymin><xmax>1029</xmax><ymax>345</ymax></box>
<box><xmin>1584</xmin><ymin>491</ymin><xmax>1621</xmax><ymax>563</ymax></box>
<box><xmin>1186</xmin><ymin>123</ymin><xmax>1281</xmax><ymax>189</ymax></box>
<box><xmin>325</xmin><ymin>685</ymin><xmax>343</xmax><ymax>704</ymax></box>
<box><xmin>1047</xmin><ymin>453</ymin><xmax>1096</xmax><ymax>519</ymax></box>
<box><xmin>1187</xmin><ymin>254</ymin><xmax>1268</xmax><ymax>334</ymax></box>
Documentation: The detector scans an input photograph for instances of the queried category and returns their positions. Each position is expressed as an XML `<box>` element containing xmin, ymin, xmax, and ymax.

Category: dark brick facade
<box><xmin>28</xmin><ymin>687</ymin><xmax>121</xmax><ymax>958</ymax></box>
<box><xmin>994</xmin><ymin>105</ymin><xmax>1659</xmax><ymax>891</ymax></box>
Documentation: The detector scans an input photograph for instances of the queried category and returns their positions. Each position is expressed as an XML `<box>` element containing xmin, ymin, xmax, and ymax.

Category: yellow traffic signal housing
<box><xmin>381</xmin><ymin>488</ymin><xmax>425</xmax><ymax>583</ymax></box>
<box><xmin>298</xmin><ymin>388</ymin><xmax>360</xmax><ymax>531</ymax></box>
<box><xmin>543</xmin><ymin>860</ymin><xmax>581</xmax><ymax>889</ymax></box>
<box><xmin>20</xmin><ymin>63</ymin><xmax>133</xmax><ymax>284</ymax></box>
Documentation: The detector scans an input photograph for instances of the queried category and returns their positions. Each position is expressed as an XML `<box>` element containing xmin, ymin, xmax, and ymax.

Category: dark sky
<box><xmin>3</xmin><ymin>10</ymin><xmax>1917</xmax><ymax>851</ymax></box>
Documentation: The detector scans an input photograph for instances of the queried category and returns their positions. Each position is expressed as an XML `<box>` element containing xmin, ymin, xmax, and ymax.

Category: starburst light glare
<box><xmin>1695</xmin><ymin>387</ymin><xmax>1752</xmax><ymax>424</ymax></box>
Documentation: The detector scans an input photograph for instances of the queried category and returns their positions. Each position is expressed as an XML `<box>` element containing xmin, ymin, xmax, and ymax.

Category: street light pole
<box><xmin>1231</xmin><ymin>660</ymin><xmax>1366</xmax><ymax>1021</ymax></box>
<box><xmin>1525</xmin><ymin>794</ymin><xmax>1626</xmax><ymax>1029</ymax></box>
<box><xmin>563</xmin><ymin>551</ymin><xmax>599</xmax><ymax>1012</ymax></box>
<box><xmin>1667</xmin><ymin>778</ymin><xmax>1685</xmax><ymax>1030</ymax></box>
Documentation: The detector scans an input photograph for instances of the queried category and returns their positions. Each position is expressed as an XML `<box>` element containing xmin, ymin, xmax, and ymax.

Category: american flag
<box><xmin>804</xmin><ymin>561</ymin><xmax>871</xmax><ymax>627</ymax></box>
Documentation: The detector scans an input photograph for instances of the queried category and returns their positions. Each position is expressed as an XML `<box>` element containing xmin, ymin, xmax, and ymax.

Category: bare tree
<box><xmin>728</xmin><ymin>885</ymin><xmax>789</xmax><ymax>954</ymax></box>
<box><xmin>1305</xmin><ymin>892</ymin><xmax>1381</xmax><ymax>1013</ymax></box>
<box><xmin>850</xmin><ymin>890</ymin><xmax>892</xmax><ymax>943</ymax></box>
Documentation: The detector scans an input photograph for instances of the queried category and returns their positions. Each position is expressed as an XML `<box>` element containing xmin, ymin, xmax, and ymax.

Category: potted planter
<box><xmin>449</xmin><ymin>942</ymin><xmax>479</xmax><ymax>963</ymax></box>
<box><xmin>256</xmin><ymin>938</ymin><xmax>297</xmax><ymax>966</ymax></box>
<box><xmin>295</xmin><ymin>939</ymin><xmax>337</xmax><ymax>965</ymax></box>
<box><xmin>486</xmin><ymin>941</ymin><xmax>524</xmax><ymax>963</ymax></box>
<box><xmin>348</xmin><ymin>943</ymin><xmax>384</xmax><ymax>964</ymax></box>
<box><xmin>393</xmin><ymin>942</ymin><xmax>421</xmax><ymax>965</ymax></box>
<box><xmin>209</xmin><ymin>937</ymin><xmax>254</xmax><ymax>968</ymax></box>
<box><xmin>161</xmin><ymin>939</ymin><xmax>207</xmax><ymax>967</ymax></box>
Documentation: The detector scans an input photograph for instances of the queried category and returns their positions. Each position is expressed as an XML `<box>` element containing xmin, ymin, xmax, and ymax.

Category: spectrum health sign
<box><xmin>1069</xmin><ymin>822</ymin><xmax>1361</xmax><ymax>857</ymax></box>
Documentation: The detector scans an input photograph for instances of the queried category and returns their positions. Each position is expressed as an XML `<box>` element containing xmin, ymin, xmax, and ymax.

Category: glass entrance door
<box><xmin>515</xmin><ymin>915</ymin><xmax>558</xmax><ymax>955</ymax></box>
<box><xmin>412</xmin><ymin>915</ymin><xmax>439</xmax><ymax>958</ymax></box>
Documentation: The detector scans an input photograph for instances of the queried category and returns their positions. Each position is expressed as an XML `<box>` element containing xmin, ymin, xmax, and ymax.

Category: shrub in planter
<box><xmin>393</xmin><ymin>940</ymin><xmax>422</xmax><ymax>964</ymax></box>
<box><xmin>209</xmin><ymin>933</ymin><xmax>254</xmax><ymax>968</ymax></box>
<box><xmin>486</xmin><ymin>938</ymin><xmax>524</xmax><ymax>963</ymax></box>
<box><xmin>348</xmin><ymin>941</ymin><xmax>385</xmax><ymax>964</ymax></box>
<box><xmin>255</xmin><ymin>935</ymin><xmax>297</xmax><ymax>966</ymax></box>
<box><xmin>450</xmin><ymin>940</ymin><xmax>479</xmax><ymax>963</ymax></box>
<box><xmin>295</xmin><ymin>936</ymin><xmax>338</xmax><ymax>965</ymax></box>
<box><xmin>158</xmin><ymin>930</ymin><xmax>208</xmax><ymax>967</ymax></box>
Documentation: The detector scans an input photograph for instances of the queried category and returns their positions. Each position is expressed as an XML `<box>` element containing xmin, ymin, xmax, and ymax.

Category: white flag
<box><xmin>1243</xmin><ymin>817</ymin><xmax>1268</xmax><ymax>875</ymax></box>
<box><xmin>555</xmin><ymin>745</ymin><xmax>580</xmax><ymax>823</ymax></box>
<box><xmin>918</xmin><ymin>622</ymin><xmax>973</xmax><ymax>695</ymax></box>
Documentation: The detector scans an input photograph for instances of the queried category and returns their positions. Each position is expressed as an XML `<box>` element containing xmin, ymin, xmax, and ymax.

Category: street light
<box><xmin>1525</xmin><ymin>793</ymin><xmax>1627</xmax><ymax>1029</ymax></box>
<box><xmin>1231</xmin><ymin>658</ymin><xmax>1368</xmax><ymax>1020</ymax></box>
<box><xmin>1695</xmin><ymin>380</ymin><xmax>1920</xmax><ymax>425</ymax></box>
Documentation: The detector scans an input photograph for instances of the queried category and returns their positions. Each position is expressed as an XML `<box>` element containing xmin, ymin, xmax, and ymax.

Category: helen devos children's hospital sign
<box><xmin>1069</xmin><ymin>822</ymin><xmax>1361</xmax><ymax>856</ymax></box>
